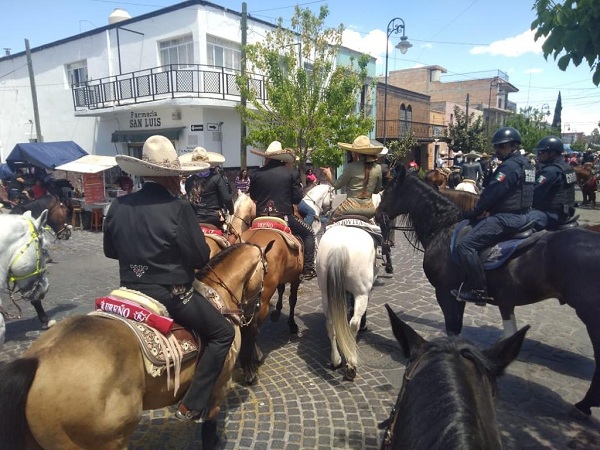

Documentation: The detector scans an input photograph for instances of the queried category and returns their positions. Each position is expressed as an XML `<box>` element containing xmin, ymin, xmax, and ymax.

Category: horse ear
<box><xmin>37</xmin><ymin>209</ymin><xmax>49</xmax><ymax>229</ymax></box>
<box><xmin>22</xmin><ymin>210</ymin><xmax>33</xmax><ymax>219</ymax></box>
<box><xmin>483</xmin><ymin>325</ymin><xmax>530</xmax><ymax>375</ymax></box>
<box><xmin>385</xmin><ymin>304</ymin><xmax>426</xmax><ymax>358</ymax></box>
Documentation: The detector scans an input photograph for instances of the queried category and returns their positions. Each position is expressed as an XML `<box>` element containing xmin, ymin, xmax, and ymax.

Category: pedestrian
<box><xmin>103</xmin><ymin>135</ymin><xmax>234</xmax><ymax>423</ymax></box>
<box><xmin>235</xmin><ymin>168</ymin><xmax>251</xmax><ymax>194</ymax></box>
<box><xmin>453</xmin><ymin>127</ymin><xmax>535</xmax><ymax>305</ymax></box>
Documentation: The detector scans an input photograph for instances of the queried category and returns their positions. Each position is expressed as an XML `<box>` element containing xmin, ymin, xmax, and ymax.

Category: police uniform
<box><xmin>528</xmin><ymin>159</ymin><xmax>576</xmax><ymax>229</ymax></box>
<box><xmin>455</xmin><ymin>151</ymin><xmax>535</xmax><ymax>301</ymax></box>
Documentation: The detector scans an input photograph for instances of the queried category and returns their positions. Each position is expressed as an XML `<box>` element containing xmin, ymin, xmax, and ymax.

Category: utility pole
<box><xmin>240</xmin><ymin>2</ymin><xmax>248</xmax><ymax>169</ymax></box>
<box><xmin>25</xmin><ymin>39</ymin><xmax>43</xmax><ymax>142</ymax></box>
<box><xmin>465</xmin><ymin>93</ymin><xmax>470</xmax><ymax>119</ymax></box>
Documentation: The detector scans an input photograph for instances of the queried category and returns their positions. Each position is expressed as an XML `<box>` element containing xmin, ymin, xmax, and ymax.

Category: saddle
<box><xmin>328</xmin><ymin>216</ymin><xmax>385</xmax><ymax>259</ymax></box>
<box><xmin>450</xmin><ymin>220</ymin><xmax>547</xmax><ymax>270</ymax></box>
<box><xmin>201</xmin><ymin>225</ymin><xmax>230</xmax><ymax>249</ymax></box>
<box><xmin>250</xmin><ymin>217</ymin><xmax>301</xmax><ymax>250</ymax></box>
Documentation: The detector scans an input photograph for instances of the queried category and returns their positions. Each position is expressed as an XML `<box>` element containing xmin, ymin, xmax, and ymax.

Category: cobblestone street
<box><xmin>2</xmin><ymin>194</ymin><xmax>600</xmax><ymax>449</ymax></box>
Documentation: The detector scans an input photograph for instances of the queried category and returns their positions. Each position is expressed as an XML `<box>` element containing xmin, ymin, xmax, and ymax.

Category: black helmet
<box><xmin>533</xmin><ymin>136</ymin><xmax>564</xmax><ymax>154</ymax></box>
<box><xmin>491</xmin><ymin>127</ymin><xmax>522</xmax><ymax>146</ymax></box>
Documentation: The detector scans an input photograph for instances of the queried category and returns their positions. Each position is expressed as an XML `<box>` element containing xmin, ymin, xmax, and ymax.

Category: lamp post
<box><xmin>383</xmin><ymin>17</ymin><xmax>411</xmax><ymax>146</ymax></box>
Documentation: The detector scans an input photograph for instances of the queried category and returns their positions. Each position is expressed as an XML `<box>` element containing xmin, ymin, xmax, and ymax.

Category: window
<box><xmin>400</xmin><ymin>104</ymin><xmax>412</xmax><ymax>134</ymax></box>
<box><xmin>159</xmin><ymin>35</ymin><xmax>194</xmax><ymax>69</ymax></box>
<box><xmin>66</xmin><ymin>61</ymin><xmax>88</xmax><ymax>87</ymax></box>
<box><xmin>207</xmin><ymin>35</ymin><xmax>241</xmax><ymax>71</ymax></box>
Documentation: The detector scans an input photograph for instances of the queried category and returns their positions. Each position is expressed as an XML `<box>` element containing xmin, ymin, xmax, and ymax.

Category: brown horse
<box><xmin>439</xmin><ymin>188</ymin><xmax>479</xmax><ymax>212</ymax></box>
<box><xmin>0</xmin><ymin>241</ymin><xmax>273</xmax><ymax>450</ymax></box>
<box><xmin>574</xmin><ymin>165</ymin><xmax>597</xmax><ymax>208</ymax></box>
<box><xmin>11</xmin><ymin>194</ymin><xmax>71</xmax><ymax>240</ymax></box>
<box><xmin>229</xmin><ymin>192</ymin><xmax>303</xmax><ymax>384</ymax></box>
<box><xmin>424</xmin><ymin>168</ymin><xmax>451</xmax><ymax>190</ymax></box>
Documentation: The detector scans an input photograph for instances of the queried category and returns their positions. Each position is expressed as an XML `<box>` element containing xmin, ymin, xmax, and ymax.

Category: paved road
<box><xmin>2</xmin><ymin>192</ymin><xmax>600</xmax><ymax>449</ymax></box>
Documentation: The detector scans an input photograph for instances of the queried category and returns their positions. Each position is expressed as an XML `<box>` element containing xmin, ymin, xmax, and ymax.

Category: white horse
<box><xmin>316</xmin><ymin>224</ymin><xmax>378</xmax><ymax>381</ymax></box>
<box><xmin>300</xmin><ymin>184</ymin><xmax>334</xmax><ymax>234</ymax></box>
<box><xmin>0</xmin><ymin>210</ymin><xmax>53</xmax><ymax>346</ymax></box>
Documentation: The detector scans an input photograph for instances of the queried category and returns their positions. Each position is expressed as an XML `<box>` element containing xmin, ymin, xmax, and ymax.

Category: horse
<box><xmin>375</xmin><ymin>166</ymin><xmax>600</xmax><ymax>417</ymax></box>
<box><xmin>574</xmin><ymin>165</ymin><xmax>597</xmax><ymax>208</ymax></box>
<box><xmin>11</xmin><ymin>194</ymin><xmax>71</xmax><ymax>240</ymax></box>
<box><xmin>439</xmin><ymin>188</ymin><xmax>479</xmax><ymax>212</ymax></box>
<box><xmin>229</xmin><ymin>191</ymin><xmax>304</xmax><ymax>384</ymax></box>
<box><xmin>380</xmin><ymin>304</ymin><xmax>529</xmax><ymax>450</ymax></box>
<box><xmin>298</xmin><ymin>183</ymin><xmax>334</xmax><ymax>234</ymax></box>
<box><xmin>316</xmin><ymin>222</ymin><xmax>378</xmax><ymax>381</ymax></box>
<box><xmin>424</xmin><ymin>168</ymin><xmax>451</xmax><ymax>190</ymax></box>
<box><xmin>0</xmin><ymin>241</ymin><xmax>273</xmax><ymax>450</ymax></box>
<box><xmin>0</xmin><ymin>210</ymin><xmax>53</xmax><ymax>346</ymax></box>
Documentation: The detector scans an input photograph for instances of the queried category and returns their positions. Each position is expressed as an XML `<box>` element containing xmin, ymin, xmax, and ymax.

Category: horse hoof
<box><xmin>288</xmin><ymin>322</ymin><xmax>299</xmax><ymax>334</ymax></box>
<box><xmin>244</xmin><ymin>373</ymin><xmax>258</xmax><ymax>385</ymax></box>
<box><xmin>570</xmin><ymin>404</ymin><xmax>591</xmax><ymax>421</ymax></box>
<box><xmin>344</xmin><ymin>365</ymin><xmax>356</xmax><ymax>381</ymax></box>
<box><xmin>270</xmin><ymin>310</ymin><xmax>281</xmax><ymax>322</ymax></box>
<box><xmin>201</xmin><ymin>419</ymin><xmax>221</xmax><ymax>450</ymax></box>
<box><xmin>385</xmin><ymin>265</ymin><xmax>394</xmax><ymax>274</ymax></box>
<box><xmin>330</xmin><ymin>362</ymin><xmax>342</xmax><ymax>371</ymax></box>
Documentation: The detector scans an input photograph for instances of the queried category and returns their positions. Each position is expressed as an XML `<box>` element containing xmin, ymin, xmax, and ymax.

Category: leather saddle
<box><xmin>250</xmin><ymin>217</ymin><xmax>301</xmax><ymax>250</ymax></box>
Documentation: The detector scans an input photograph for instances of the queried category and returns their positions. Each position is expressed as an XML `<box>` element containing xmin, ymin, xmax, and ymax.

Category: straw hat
<box><xmin>180</xmin><ymin>146</ymin><xmax>225</xmax><ymax>167</ymax></box>
<box><xmin>453</xmin><ymin>151</ymin><xmax>464</xmax><ymax>156</ymax></box>
<box><xmin>338</xmin><ymin>135</ymin><xmax>384</xmax><ymax>156</ymax></box>
<box><xmin>115</xmin><ymin>135</ymin><xmax>209</xmax><ymax>177</ymax></box>
<box><xmin>250</xmin><ymin>141</ymin><xmax>295</xmax><ymax>163</ymax></box>
<box><xmin>465</xmin><ymin>151</ymin><xmax>482</xmax><ymax>160</ymax></box>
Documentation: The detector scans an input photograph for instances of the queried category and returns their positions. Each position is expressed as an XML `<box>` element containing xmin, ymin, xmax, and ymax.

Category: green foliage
<box><xmin>447</xmin><ymin>106</ymin><xmax>487</xmax><ymax>154</ymax></box>
<box><xmin>237</xmin><ymin>5</ymin><xmax>373</xmax><ymax>172</ymax></box>
<box><xmin>532</xmin><ymin>0</ymin><xmax>600</xmax><ymax>86</ymax></box>
<box><xmin>505</xmin><ymin>106</ymin><xmax>556</xmax><ymax>151</ymax></box>
<box><xmin>551</xmin><ymin>91</ymin><xmax>562</xmax><ymax>130</ymax></box>
<box><xmin>386</xmin><ymin>133</ymin><xmax>419</xmax><ymax>170</ymax></box>
<box><xmin>571</xmin><ymin>140</ymin><xmax>586</xmax><ymax>153</ymax></box>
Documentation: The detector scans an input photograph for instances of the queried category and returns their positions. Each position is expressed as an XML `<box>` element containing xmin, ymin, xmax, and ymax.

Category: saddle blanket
<box><xmin>450</xmin><ymin>220</ymin><xmax>546</xmax><ymax>270</ymax></box>
<box><xmin>328</xmin><ymin>218</ymin><xmax>384</xmax><ymax>250</ymax></box>
<box><xmin>250</xmin><ymin>218</ymin><xmax>300</xmax><ymax>250</ymax></box>
<box><xmin>95</xmin><ymin>295</ymin><xmax>174</xmax><ymax>333</ymax></box>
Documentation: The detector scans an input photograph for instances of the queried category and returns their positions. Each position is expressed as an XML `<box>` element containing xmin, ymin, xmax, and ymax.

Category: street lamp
<box><xmin>383</xmin><ymin>17</ymin><xmax>411</xmax><ymax>146</ymax></box>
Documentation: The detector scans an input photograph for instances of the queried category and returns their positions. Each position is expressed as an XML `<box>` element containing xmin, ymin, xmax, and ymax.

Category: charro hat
<box><xmin>250</xmin><ymin>141</ymin><xmax>295</xmax><ymax>163</ymax></box>
<box><xmin>115</xmin><ymin>135</ymin><xmax>209</xmax><ymax>177</ymax></box>
<box><xmin>465</xmin><ymin>151</ymin><xmax>482</xmax><ymax>159</ymax></box>
<box><xmin>454</xmin><ymin>151</ymin><xmax>464</xmax><ymax>156</ymax></box>
<box><xmin>338</xmin><ymin>135</ymin><xmax>384</xmax><ymax>156</ymax></box>
<box><xmin>180</xmin><ymin>146</ymin><xmax>225</xmax><ymax>167</ymax></box>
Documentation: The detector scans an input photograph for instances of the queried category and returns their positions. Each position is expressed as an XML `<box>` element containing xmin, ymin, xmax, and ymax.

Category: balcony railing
<box><xmin>72</xmin><ymin>64</ymin><xmax>267</xmax><ymax>111</ymax></box>
<box><xmin>376</xmin><ymin>119</ymin><xmax>448</xmax><ymax>142</ymax></box>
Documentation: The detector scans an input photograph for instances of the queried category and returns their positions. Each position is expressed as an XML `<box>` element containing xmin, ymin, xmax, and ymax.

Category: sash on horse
<box><xmin>250</xmin><ymin>217</ymin><xmax>301</xmax><ymax>250</ymax></box>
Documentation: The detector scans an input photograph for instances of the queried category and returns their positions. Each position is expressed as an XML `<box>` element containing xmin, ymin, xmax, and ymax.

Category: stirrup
<box><xmin>451</xmin><ymin>283</ymin><xmax>489</xmax><ymax>306</ymax></box>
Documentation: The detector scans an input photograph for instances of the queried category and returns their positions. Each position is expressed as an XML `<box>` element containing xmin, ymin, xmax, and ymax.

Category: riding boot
<box><xmin>451</xmin><ymin>252</ymin><xmax>492</xmax><ymax>305</ymax></box>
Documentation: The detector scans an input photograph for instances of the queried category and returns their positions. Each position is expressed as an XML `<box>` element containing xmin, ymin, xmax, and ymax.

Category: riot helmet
<box><xmin>533</xmin><ymin>136</ymin><xmax>564</xmax><ymax>154</ymax></box>
<box><xmin>491</xmin><ymin>127</ymin><xmax>522</xmax><ymax>146</ymax></box>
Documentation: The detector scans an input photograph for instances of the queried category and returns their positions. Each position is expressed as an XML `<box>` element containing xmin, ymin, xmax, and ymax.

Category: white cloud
<box><xmin>524</xmin><ymin>68</ymin><xmax>543</xmax><ymax>74</ymax></box>
<box><xmin>470</xmin><ymin>29</ymin><xmax>544</xmax><ymax>57</ymax></box>
<box><xmin>342</xmin><ymin>28</ymin><xmax>386</xmax><ymax>59</ymax></box>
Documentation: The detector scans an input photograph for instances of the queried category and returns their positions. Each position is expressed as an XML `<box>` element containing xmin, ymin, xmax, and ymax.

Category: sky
<box><xmin>2</xmin><ymin>0</ymin><xmax>599</xmax><ymax>134</ymax></box>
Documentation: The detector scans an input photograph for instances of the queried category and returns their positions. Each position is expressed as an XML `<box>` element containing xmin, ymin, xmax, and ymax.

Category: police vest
<box><xmin>492</xmin><ymin>157</ymin><xmax>535</xmax><ymax>213</ymax></box>
<box><xmin>537</xmin><ymin>161</ymin><xmax>576</xmax><ymax>212</ymax></box>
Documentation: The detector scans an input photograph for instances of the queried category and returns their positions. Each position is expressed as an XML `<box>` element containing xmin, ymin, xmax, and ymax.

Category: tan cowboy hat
<box><xmin>115</xmin><ymin>135</ymin><xmax>209</xmax><ymax>177</ymax></box>
<box><xmin>465</xmin><ymin>151</ymin><xmax>482</xmax><ymax>159</ymax></box>
<box><xmin>338</xmin><ymin>135</ymin><xmax>384</xmax><ymax>156</ymax></box>
<box><xmin>250</xmin><ymin>141</ymin><xmax>295</xmax><ymax>163</ymax></box>
<box><xmin>180</xmin><ymin>146</ymin><xmax>225</xmax><ymax>167</ymax></box>
<box><xmin>453</xmin><ymin>151</ymin><xmax>464</xmax><ymax>156</ymax></box>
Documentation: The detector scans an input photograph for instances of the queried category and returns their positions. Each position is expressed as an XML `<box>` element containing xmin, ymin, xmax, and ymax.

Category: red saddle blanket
<box><xmin>95</xmin><ymin>296</ymin><xmax>174</xmax><ymax>334</ymax></box>
<box><xmin>201</xmin><ymin>226</ymin><xmax>223</xmax><ymax>236</ymax></box>
<box><xmin>251</xmin><ymin>218</ymin><xmax>291</xmax><ymax>234</ymax></box>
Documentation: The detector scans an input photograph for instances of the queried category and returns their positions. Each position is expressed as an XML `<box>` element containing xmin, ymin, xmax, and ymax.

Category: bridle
<box><xmin>3</xmin><ymin>218</ymin><xmax>47</xmax><ymax>319</ymax></box>
<box><xmin>202</xmin><ymin>244</ymin><xmax>268</xmax><ymax>327</ymax></box>
<box><xmin>379</xmin><ymin>211</ymin><xmax>424</xmax><ymax>253</ymax></box>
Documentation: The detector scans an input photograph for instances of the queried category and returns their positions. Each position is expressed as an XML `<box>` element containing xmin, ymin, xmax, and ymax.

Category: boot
<box><xmin>451</xmin><ymin>252</ymin><xmax>493</xmax><ymax>305</ymax></box>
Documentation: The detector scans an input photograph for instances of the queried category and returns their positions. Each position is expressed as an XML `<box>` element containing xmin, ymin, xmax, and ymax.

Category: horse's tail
<box><xmin>326</xmin><ymin>246</ymin><xmax>358</xmax><ymax>365</ymax></box>
<box><xmin>0</xmin><ymin>357</ymin><xmax>39</xmax><ymax>450</ymax></box>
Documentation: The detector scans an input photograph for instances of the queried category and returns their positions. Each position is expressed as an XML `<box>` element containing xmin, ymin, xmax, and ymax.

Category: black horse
<box><xmin>375</xmin><ymin>166</ymin><xmax>600</xmax><ymax>417</ymax></box>
<box><xmin>381</xmin><ymin>304</ymin><xmax>528</xmax><ymax>450</ymax></box>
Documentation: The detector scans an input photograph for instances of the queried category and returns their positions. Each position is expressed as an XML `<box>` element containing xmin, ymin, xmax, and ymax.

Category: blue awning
<box><xmin>6</xmin><ymin>141</ymin><xmax>88</xmax><ymax>170</ymax></box>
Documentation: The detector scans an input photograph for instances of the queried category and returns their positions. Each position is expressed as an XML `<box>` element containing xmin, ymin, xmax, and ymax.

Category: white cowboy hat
<box><xmin>180</xmin><ymin>146</ymin><xmax>225</xmax><ymax>167</ymax></box>
<box><xmin>453</xmin><ymin>151</ymin><xmax>464</xmax><ymax>156</ymax></box>
<box><xmin>464</xmin><ymin>151</ymin><xmax>482</xmax><ymax>159</ymax></box>
<box><xmin>250</xmin><ymin>141</ymin><xmax>295</xmax><ymax>163</ymax></box>
<box><xmin>338</xmin><ymin>135</ymin><xmax>384</xmax><ymax>156</ymax></box>
<box><xmin>115</xmin><ymin>135</ymin><xmax>209</xmax><ymax>177</ymax></box>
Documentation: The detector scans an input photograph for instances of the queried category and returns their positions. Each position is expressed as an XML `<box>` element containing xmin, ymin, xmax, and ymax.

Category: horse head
<box><xmin>230</xmin><ymin>192</ymin><xmax>255</xmax><ymax>235</ymax></box>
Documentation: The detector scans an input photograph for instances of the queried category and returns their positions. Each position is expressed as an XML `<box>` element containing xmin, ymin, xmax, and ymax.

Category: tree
<box><xmin>447</xmin><ymin>106</ymin><xmax>487</xmax><ymax>154</ymax></box>
<box><xmin>505</xmin><ymin>106</ymin><xmax>552</xmax><ymax>151</ymax></box>
<box><xmin>386</xmin><ymin>134</ymin><xmax>419</xmax><ymax>171</ymax></box>
<box><xmin>532</xmin><ymin>0</ymin><xmax>600</xmax><ymax>85</ymax></box>
<box><xmin>552</xmin><ymin>91</ymin><xmax>562</xmax><ymax>131</ymax></box>
<box><xmin>237</xmin><ymin>5</ymin><xmax>373</xmax><ymax>173</ymax></box>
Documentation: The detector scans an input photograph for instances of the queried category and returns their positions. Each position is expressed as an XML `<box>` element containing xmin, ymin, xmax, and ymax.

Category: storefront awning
<box><xmin>111</xmin><ymin>127</ymin><xmax>185</xmax><ymax>143</ymax></box>
<box><xmin>55</xmin><ymin>155</ymin><xmax>118</xmax><ymax>173</ymax></box>
<box><xmin>7</xmin><ymin>141</ymin><xmax>88</xmax><ymax>170</ymax></box>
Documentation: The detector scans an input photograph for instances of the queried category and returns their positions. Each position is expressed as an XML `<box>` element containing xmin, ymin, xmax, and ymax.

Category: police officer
<box><xmin>527</xmin><ymin>136</ymin><xmax>576</xmax><ymax>230</ymax></box>
<box><xmin>452</xmin><ymin>127</ymin><xmax>535</xmax><ymax>305</ymax></box>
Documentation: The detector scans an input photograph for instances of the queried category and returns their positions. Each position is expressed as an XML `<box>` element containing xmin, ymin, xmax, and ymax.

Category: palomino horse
<box><xmin>380</xmin><ymin>304</ymin><xmax>529</xmax><ymax>450</ymax></box>
<box><xmin>0</xmin><ymin>241</ymin><xmax>273</xmax><ymax>450</ymax></box>
<box><xmin>0</xmin><ymin>210</ymin><xmax>53</xmax><ymax>345</ymax></box>
<box><xmin>299</xmin><ymin>183</ymin><xmax>334</xmax><ymax>234</ymax></box>
<box><xmin>11</xmin><ymin>194</ymin><xmax>71</xmax><ymax>240</ymax></box>
<box><xmin>376</xmin><ymin>166</ymin><xmax>600</xmax><ymax>417</ymax></box>
<box><xmin>316</xmin><ymin>222</ymin><xmax>378</xmax><ymax>381</ymax></box>
<box><xmin>574</xmin><ymin>165</ymin><xmax>597</xmax><ymax>208</ymax></box>
<box><xmin>229</xmin><ymin>191</ymin><xmax>304</xmax><ymax>384</ymax></box>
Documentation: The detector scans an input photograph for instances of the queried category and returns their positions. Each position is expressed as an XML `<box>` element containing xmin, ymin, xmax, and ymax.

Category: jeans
<box><xmin>297</xmin><ymin>200</ymin><xmax>316</xmax><ymax>226</ymax></box>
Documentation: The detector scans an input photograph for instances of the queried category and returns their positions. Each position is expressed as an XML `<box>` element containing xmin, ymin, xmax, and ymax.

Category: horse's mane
<box><xmin>395</xmin><ymin>175</ymin><xmax>462</xmax><ymax>249</ymax></box>
<box><xmin>440</xmin><ymin>189</ymin><xmax>479</xmax><ymax>212</ymax></box>
<box><xmin>397</xmin><ymin>337</ymin><xmax>499</xmax><ymax>448</ymax></box>
<box><xmin>196</xmin><ymin>242</ymin><xmax>250</xmax><ymax>277</ymax></box>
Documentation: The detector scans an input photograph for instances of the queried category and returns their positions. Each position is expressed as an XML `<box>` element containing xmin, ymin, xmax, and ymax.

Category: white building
<box><xmin>0</xmin><ymin>0</ymin><xmax>376</xmax><ymax>169</ymax></box>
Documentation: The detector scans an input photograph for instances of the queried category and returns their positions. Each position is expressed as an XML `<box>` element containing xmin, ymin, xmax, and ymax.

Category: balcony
<box><xmin>376</xmin><ymin>119</ymin><xmax>448</xmax><ymax>142</ymax></box>
<box><xmin>71</xmin><ymin>64</ymin><xmax>267</xmax><ymax>111</ymax></box>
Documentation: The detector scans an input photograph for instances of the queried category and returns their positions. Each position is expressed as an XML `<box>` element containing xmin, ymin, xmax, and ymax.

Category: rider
<box><xmin>103</xmin><ymin>135</ymin><xmax>235</xmax><ymax>423</ymax></box>
<box><xmin>527</xmin><ymin>136</ymin><xmax>576</xmax><ymax>230</ymax></box>
<box><xmin>453</xmin><ymin>127</ymin><xmax>535</xmax><ymax>305</ymax></box>
<box><xmin>460</xmin><ymin>151</ymin><xmax>483</xmax><ymax>188</ymax></box>
<box><xmin>180</xmin><ymin>147</ymin><xmax>234</xmax><ymax>230</ymax></box>
<box><xmin>249</xmin><ymin>141</ymin><xmax>316</xmax><ymax>280</ymax></box>
<box><xmin>323</xmin><ymin>135</ymin><xmax>383</xmax><ymax>222</ymax></box>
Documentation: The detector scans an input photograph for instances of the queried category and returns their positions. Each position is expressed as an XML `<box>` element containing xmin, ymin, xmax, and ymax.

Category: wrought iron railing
<box><xmin>71</xmin><ymin>64</ymin><xmax>267</xmax><ymax>111</ymax></box>
<box><xmin>376</xmin><ymin>119</ymin><xmax>448</xmax><ymax>141</ymax></box>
